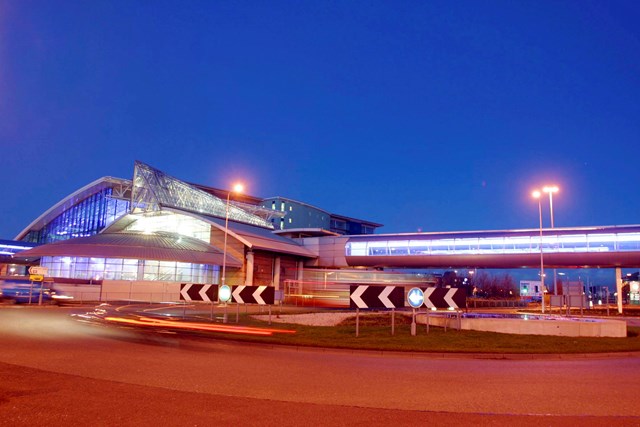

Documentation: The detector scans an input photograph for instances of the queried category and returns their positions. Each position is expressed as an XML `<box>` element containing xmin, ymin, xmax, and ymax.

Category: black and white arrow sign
<box><xmin>231</xmin><ymin>285</ymin><xmax>275</xmax><ymax>305</ymax></box>
<box><xmin>349</xmin><ymin>285</ymin><xmax>405</xmax><ymax>309</ymax></box>
<box><xmin>180</xmin><ymin>284</ymin><xmax>218</xmax><ymax>302</ymax></box>
<box><xmin>422</xmin><ymin>288</ymin><xmax>466</xmax><ymax>309</ymax></box>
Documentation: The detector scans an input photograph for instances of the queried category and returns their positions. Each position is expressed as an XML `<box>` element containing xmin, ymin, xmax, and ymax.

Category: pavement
<box><xmin>1</xmin><ymin>307</ymin><xmax>640</xmax><ymax>425</ymax></box>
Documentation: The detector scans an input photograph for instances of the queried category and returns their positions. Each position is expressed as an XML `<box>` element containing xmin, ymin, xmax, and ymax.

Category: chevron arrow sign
<box><xmin>231</xmin><ymin>285</ymin><xmax>275</xmax><ymax>305</ymax></box>
<box><xmin>180</xmin><ymin>283</ymin><xmax>218</xmax><ymax>302</ymax></box>
<box><xmin>422</xmin><ymin>288</ymin><xmax>466</xmax><ymax>309</ymax></box>
<box><xmin>349</xmin><ymin>285</ymin><xmax>405</xmax><ymax>309</ymax></box>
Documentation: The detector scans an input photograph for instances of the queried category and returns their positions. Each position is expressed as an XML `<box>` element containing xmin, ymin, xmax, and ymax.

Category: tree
<box><xmin>442</xmin><ymin>270</ymin><xmax>459</xmax><ymax>287</ymax></box>
<box><xmin>473</xmin><ymin>271</ymin><xmax>518</xmax><ymax>299</ymax></box>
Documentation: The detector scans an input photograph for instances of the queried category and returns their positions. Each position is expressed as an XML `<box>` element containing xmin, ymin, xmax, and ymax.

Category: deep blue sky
<box><xmin>1</xmin><ymin>0</ymin><xmax>639</xmax><ymax>239</ymax></box>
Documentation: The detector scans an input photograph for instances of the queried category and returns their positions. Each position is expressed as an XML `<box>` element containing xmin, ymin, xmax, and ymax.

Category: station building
<box><xmin>10</xmin><ymin>161</ymin><xmax>401</xmax><ymax>301</ymax></box>
<box><xmin>7</xmin><ymin>160</ymin><xmax>640</xmax><ymax>307</ymax></box>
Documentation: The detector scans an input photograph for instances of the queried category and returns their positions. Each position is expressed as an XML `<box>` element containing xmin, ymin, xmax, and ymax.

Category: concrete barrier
<box><xmin>419</xmin><ymin>313</ymin><xmax>627</xmax><ymax>338</ymax></box>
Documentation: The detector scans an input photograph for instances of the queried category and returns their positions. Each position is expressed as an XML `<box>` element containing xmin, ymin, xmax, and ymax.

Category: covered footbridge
<box><xmin>305</xmin><ymin>225</ymin><xmax>640</xmax><ymax>313</ymax></box>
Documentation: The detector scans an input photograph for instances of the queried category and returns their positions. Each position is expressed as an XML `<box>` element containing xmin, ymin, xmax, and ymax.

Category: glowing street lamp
<box><xmin>543</xmin><ymin>185</ymin><xmax>559</xmax><ymax>295</ymax></box>
<box><xmin>532</xmin><ymin>190</ymin><xmax>546</xmax><ymax>314</ymax></box>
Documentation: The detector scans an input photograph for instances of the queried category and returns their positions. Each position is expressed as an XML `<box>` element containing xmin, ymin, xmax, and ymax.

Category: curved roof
<box><xmin>15</xmin><ymin>176</ymin><xmax>132</xmax><ymax>240</ymax></box>
<box><xmin>12</xmin><ymin>231</ymin><xmax>242</xmax><ymax>267</ymax></box>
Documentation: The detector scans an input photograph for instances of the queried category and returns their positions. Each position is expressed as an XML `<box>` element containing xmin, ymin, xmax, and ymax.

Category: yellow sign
<box><xmin>30</xmin><ymin>274</ymin><xmax>44</xmax><ymax>282</ymax></box>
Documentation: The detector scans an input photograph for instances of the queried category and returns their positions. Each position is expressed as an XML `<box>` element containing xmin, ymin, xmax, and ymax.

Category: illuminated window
<box><xmin>24</xmin><ymin>187</ymin><xmax>130</xmax><ymax>244</ymax></box>
<box><xmin>41</xmin><ymin>256</ymin><xmax>216</xmax><ymax>282</ymax></box>
<box><xmin>344</xmin><ymin>232</ymin><xmax>640</xmax><ymax>257</ymax></box>
<box><xmin>125</xmin><ymin>212</ymin><xmax>211</xmax><ymax>243</ymax></box>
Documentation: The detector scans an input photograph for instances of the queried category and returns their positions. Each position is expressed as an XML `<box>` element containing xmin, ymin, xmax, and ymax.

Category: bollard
<box><xmin>411</xmin><ymin>309</ymin><xmax>416</xmax><ymax>336</ymax></box>
<box><xmin>391</xmin><ymin>309</ymin><xmax>395</xmax><ymax>336</ymax></box>
<box><xmin>425</xmin><ymin>309</ymin><xmax>430</xmax><ymax>334</ymax></box>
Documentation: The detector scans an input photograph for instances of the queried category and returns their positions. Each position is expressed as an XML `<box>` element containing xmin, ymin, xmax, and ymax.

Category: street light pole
<box><xmin>221</xmin><ymin>183</ymin><xmax>244</xmax><ymax>288</ymax></box>
<box><xmin>533</xmin><ymin>190</ymin><xmax>546</xmax><ymax>314</ymax></box>
<box><xmin>220</xmin><ymin>183</ymin><xmax>243</xmax><ymax>324</ymax></box>
<box><xmin>543</xmin><ymin>186</ymin><xmax>559</xmax><ymax>295</ymax></box>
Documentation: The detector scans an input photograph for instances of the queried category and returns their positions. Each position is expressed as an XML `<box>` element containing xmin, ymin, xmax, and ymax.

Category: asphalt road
<box><xmin>1</xmin><ymin>306</ymin><xmax>639</xmax><ymax>426</ymax></box>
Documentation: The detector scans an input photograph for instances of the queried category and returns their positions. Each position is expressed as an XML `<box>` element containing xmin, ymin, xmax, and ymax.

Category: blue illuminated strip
<box><xmin>0</xmin><ymin>244</ymin><xmax>34</xmax><ymax>250</ymax></box>
<box><xmin>345</xmin><ymin>232</ymin><xmax>640</xmax><ymax>257</ymax></box>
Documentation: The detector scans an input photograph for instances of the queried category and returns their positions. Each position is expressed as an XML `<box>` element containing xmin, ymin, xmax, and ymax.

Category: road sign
<box><xmin>179</xmin><ymin>284</ymin><xmax>218</xmax><ymax>302</ymax></box>
<box><xmin>219</xmin><ymin>285</ymin><xmax>232</xmax><ymax>302</ymax></box>
<box><xmin>29</xmin><ymin>274</ymin><xmax>44</xmax><ymax>282</ymax></box>
<box><xmin>407</xmin><ymin>287</ymin><xmax>424</xmax><ymax>308</ymax></box>
<box><xmin>423</xmin><ymin>288</ymin><xmax>466</xmax><ymax>309</ymax></box>
<box><xmin>29</xmin><ymin>266</ymin><xmax>48</xmax><ymax>276</ymax></box>
<box><xmin>349</xmin><ymin>285</ymin><xmax>404</xmax><ymax>309</ymax></box>
<box><xmin>231</xmin><ymin>285</ymin><xmax>275</xmax><ymax>305</ymax></box>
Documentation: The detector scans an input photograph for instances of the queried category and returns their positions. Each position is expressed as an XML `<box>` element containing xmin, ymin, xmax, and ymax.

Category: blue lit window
<box><xmin>25</xmin><ymin>188</ymin><xmax>130</xmax><ymax>244</ymax></box>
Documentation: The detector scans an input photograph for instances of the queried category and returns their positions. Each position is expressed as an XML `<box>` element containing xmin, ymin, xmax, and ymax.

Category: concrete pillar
<box><xmin>245</xmin><ymin>251</ymin><xmax>254</xmax><ymax>286</ymax></box>
<box><xmin>297</xmin><ymin>261</ymin><xmax>304</xmax><ymax>282</ymax></box>
<box><xmin>616</xmin><ymin>267</ymin><xmax>623</xmax><ymax>314</ymax></box>
<box><xmin>273</xmin><ymin>257</ymin><xmax>281</xmax><ymax>292</ymax></box>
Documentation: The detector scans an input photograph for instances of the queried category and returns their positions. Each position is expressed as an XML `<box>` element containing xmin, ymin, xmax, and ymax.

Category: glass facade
<box><xmin>41</xmin><ymin>256</ymin><xmax>218</xmax><ymax>283</ymax></box>
<box><xmin>346</xmin><ymin>232</ymin><xmax>640</xmax><ymax>256</ymax></box>
<box><xmin>124</xmin><ymin>212</ymin><xmax>212</xmax><ymax>243</ymax></box>
<box><xmin>23</xmin><ymin>188</ymin><xmax>129</xmax><ymax>244</ymax></box>
<box><xmin>132</xmin><ymin>161</ymin><xmax>273</xmax><ymax>229</ymax></box>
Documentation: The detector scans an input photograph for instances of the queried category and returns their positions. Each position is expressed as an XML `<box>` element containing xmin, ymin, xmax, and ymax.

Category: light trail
<box><xmin>104</xmin><ymin>315</ymin><xmax>296</xmax><ymax>336</ymax></box>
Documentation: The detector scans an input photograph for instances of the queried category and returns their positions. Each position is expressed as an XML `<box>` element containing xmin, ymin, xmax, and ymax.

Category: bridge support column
<box><xmin>245</xmin><ymin>251</ymin><xmax>254</xmax><ymax>286</ymax></box>
<box><xmin>273</xmin><ymin>257</ymin><xmax>281</xmax><ymax>292</ymax></box>
<box><xmin>616</xmin><ymin>267</ymin><xmax>623</xmax><ymax>314</ymax></box>
<box><xmin>297</xmin><ymin>261</ymin><xmax>304</xmax><ymax>283</ymax></box>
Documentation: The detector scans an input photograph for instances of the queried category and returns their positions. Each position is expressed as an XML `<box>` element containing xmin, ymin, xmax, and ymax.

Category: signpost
<box><xmin>219</xmin><ymin>285</ymin><xmax>231</xmax><ymax>323</ymax></box>
<box><xmin>349</xmin><ymin>285</ymin><xmax>404</xmax><ymax>309</ymax></box>
<box><xmin>406</xmin><ymin>288</ymin><xmax>467</xmax><ymax>336</ymax></box>
<box><xmin>219</xmin><ymin>285</ymin><xmax>232</xmax><ymax>302</ymax></box>
<box><xmin>349</xmin><ymin>285</ymin><xmax>405</xmax><ymax>337</ymax></box>
<box><xmin>231</xmin><ymin>285</ymin><xmax>275</xmax><ymax>305</ymax></box>
<box><xmin>407</xmin><ymin>288</ymin><xmax>424</xmax><ymax>336</ymax></box>
<box><xmin>230</xmin><ymin>285</ymin><xmax>276</xmax><ymax>324</ymax></box>
<box><xmin>407</xmin><ymin>288</ymin><xmax>425</xmax><ymax>308</ymax></box>
<box><xmin>29</xmin><ymin>266</ymin><xmax>49</xmax><ymax>276</ymax></box>
<box><xmin>28</xmin><ymin>266</ymin><xmax>49</xmax><ymax>305</ymax></box>
<box><xmin>423</xmin><ymin>288</ymin><xmax>466</xmax><ymax>310</ymax></box>
<box><xmin>179</xmin><ymin>283</ymin><xmax>218</xmax><ymax>302</ymax></box>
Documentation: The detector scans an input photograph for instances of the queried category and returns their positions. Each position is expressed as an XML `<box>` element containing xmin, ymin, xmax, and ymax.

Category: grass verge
<box><xmin>181</xmin><ymin>312</ymin><xmax>640</xmax><ymax>355</ymax></box>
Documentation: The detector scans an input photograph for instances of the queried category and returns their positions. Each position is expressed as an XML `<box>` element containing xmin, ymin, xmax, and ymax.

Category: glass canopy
<box><xmin>132</xmin><ymin>161</ymin><xmax>273</xmax><ymax>229</ymax></box>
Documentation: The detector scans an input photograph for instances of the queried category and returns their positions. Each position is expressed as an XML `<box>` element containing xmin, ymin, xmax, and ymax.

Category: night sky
<box><xmin>1</xmin><ymin>0</ymin><xmax>639</xmax><ymax>240</ymax></box>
